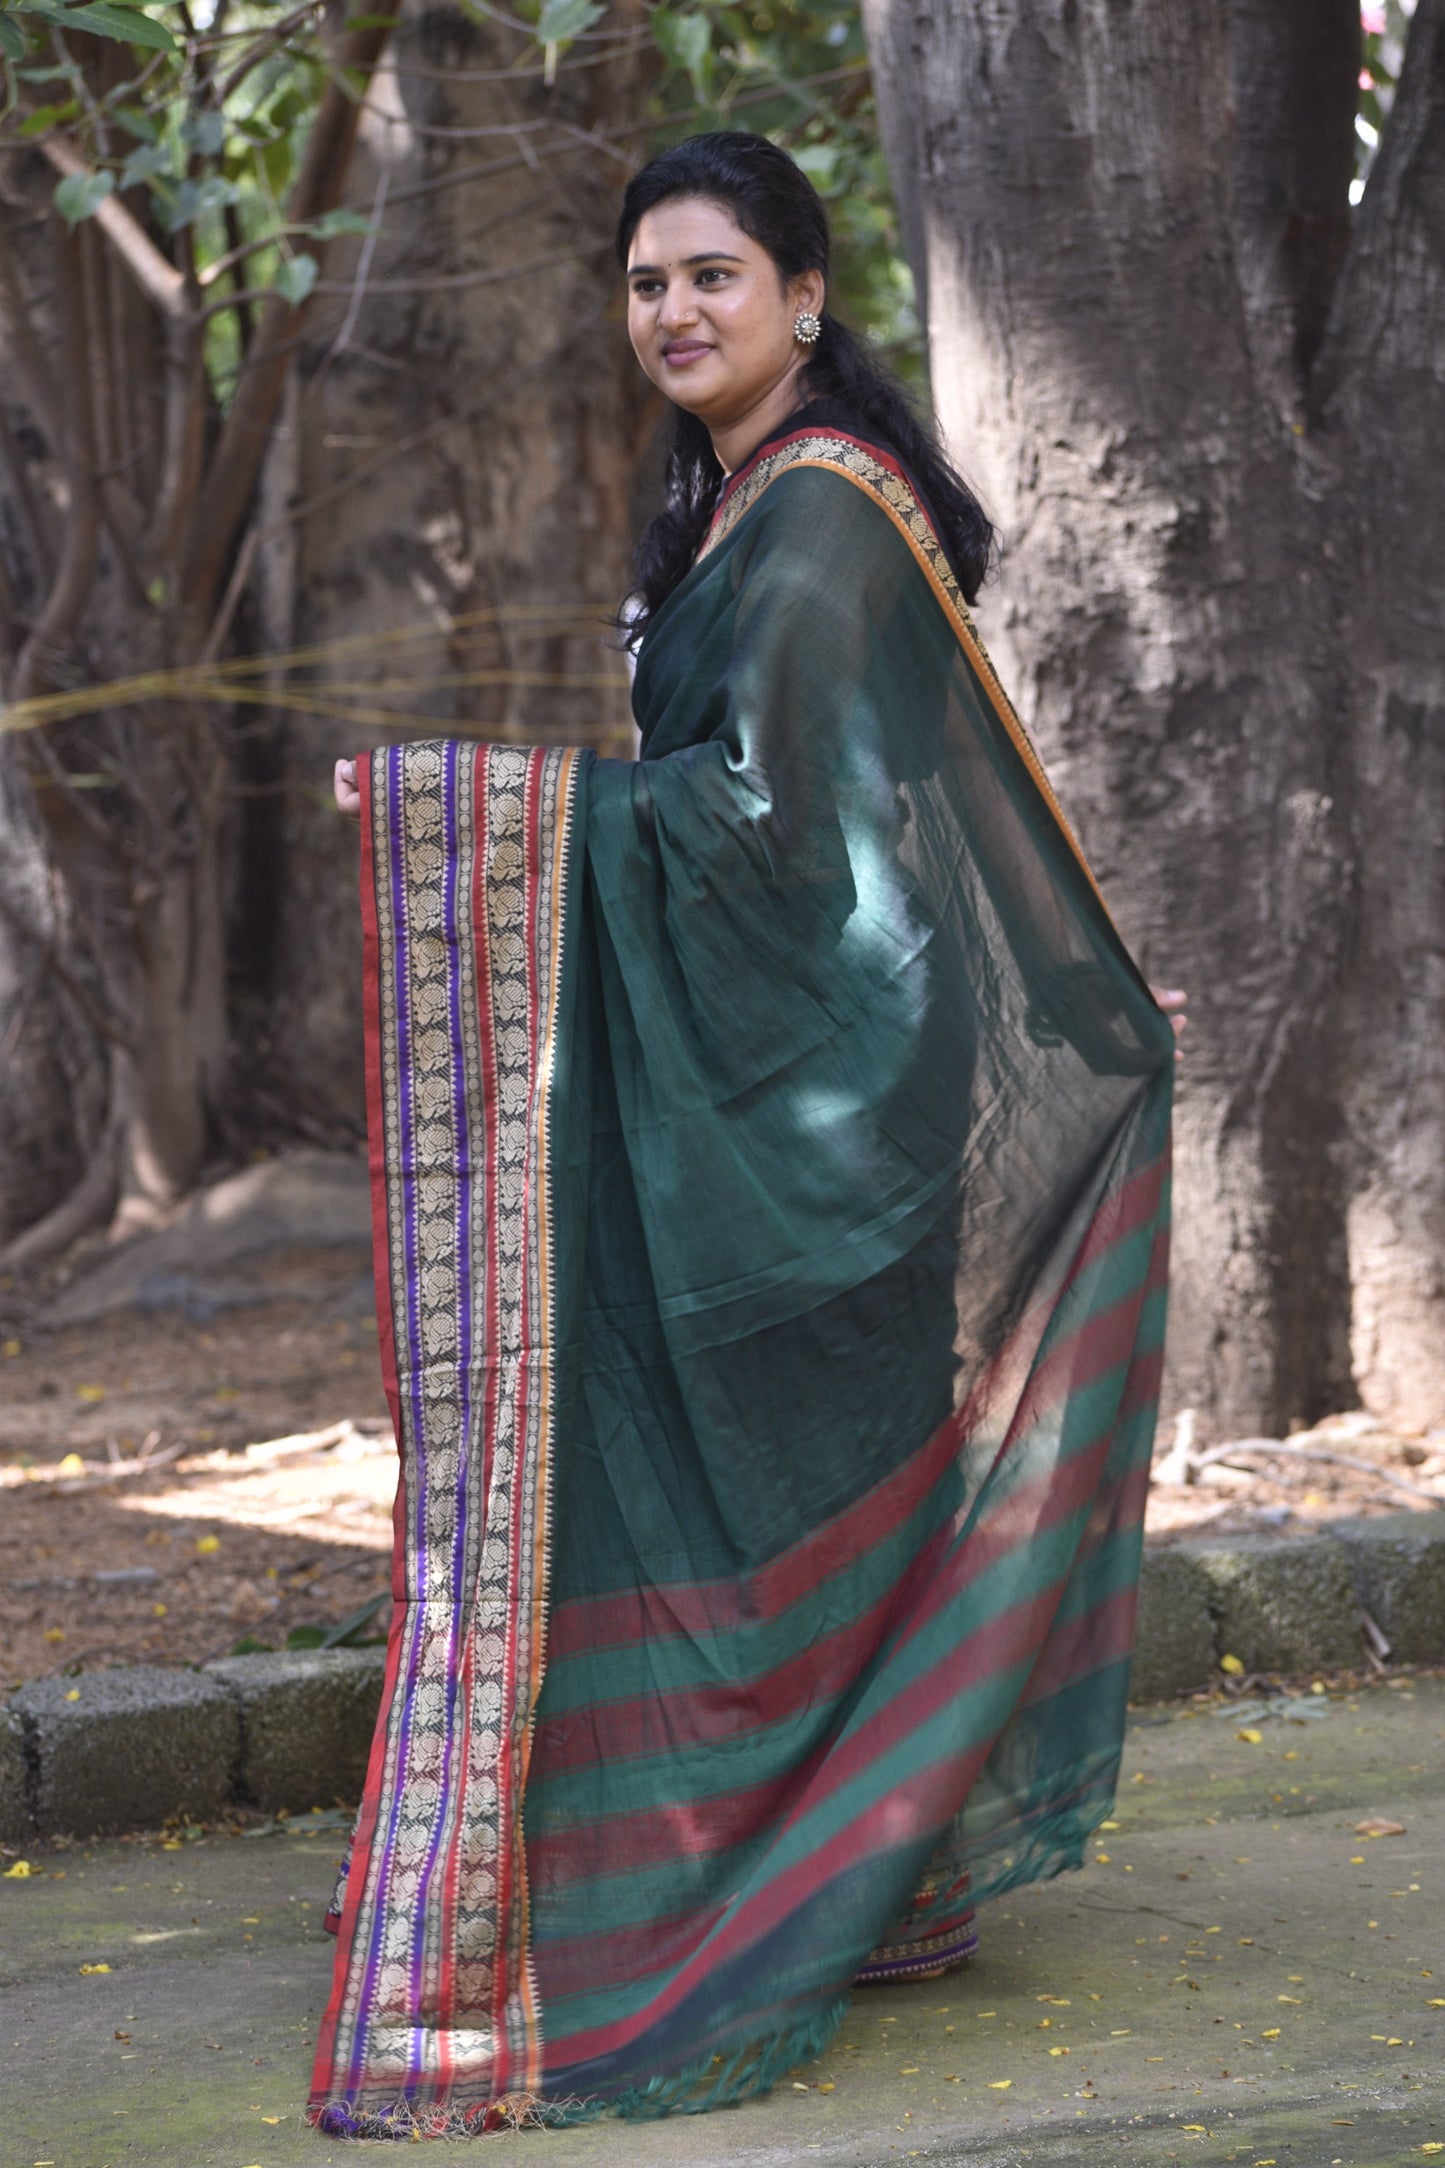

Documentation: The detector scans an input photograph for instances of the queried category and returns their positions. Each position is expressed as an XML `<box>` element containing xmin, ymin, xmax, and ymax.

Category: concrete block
<box><xmin>11</xmin><ymin>1666</ymin><xmax>239</xmax><ymax>1838</ymax></box>
<box><xmin>205</xmin><ymin>1648</ymin><xmax>386</xmax><ymax>1814</ymax></box>
<box><xmin>1180</xmin><ymin>1532</ymin><xmax>1361</xmax><ymax>1674</ymax></box>
<box><xmin>0</xmin><ymin>1707</ymin><xmax>32</xmax><ymax>1844</ymax></box>
<box><xmin>1334</xmin><ymin>1513</ymin><xmax>1445</xmax><ymax>1665</ymax></box>
<box><xmin>1130</xmin><ymin>1547</ymin><xmax>1216</xmax><ymax>1701</ymax></box>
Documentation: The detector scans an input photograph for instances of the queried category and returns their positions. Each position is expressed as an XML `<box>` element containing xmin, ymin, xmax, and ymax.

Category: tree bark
<box><xmin>238</xmin><ymin>2</ymin><xmax>659</xmax><ymax>1134</ymax></box>
<box><xmin>860</xmin><ymin>0</ymin><xmax>1427</xmax><ymax>1433</ymax></box>
<box><xmin>1316</xmin><ymin>0</ymin><xmax>1445</xmax><ymax>1426</ymax></box>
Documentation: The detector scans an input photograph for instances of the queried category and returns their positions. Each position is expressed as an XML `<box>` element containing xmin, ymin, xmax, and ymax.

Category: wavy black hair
<box><xmin>616</xmin><ymin>130</ymin><xmax>995</xmax><ymax>649</ymax></box>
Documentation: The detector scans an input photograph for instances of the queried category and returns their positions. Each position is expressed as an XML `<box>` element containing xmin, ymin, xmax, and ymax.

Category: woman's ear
<box><xmin>792</xmin><ymin>266</ymin><xmax>823</xmax><ymax>320</ymax></box>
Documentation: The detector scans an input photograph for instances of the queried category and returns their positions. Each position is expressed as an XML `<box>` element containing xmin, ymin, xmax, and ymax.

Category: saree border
<box><xmin>699</xmin><ymin>428</ymin><xmax>1113</xmax><ymax>923</ymax></box>
<box><xmin>310</xmin><ymin>739</ymin><xmax>581</xmax><ymax>2136</ymax></box>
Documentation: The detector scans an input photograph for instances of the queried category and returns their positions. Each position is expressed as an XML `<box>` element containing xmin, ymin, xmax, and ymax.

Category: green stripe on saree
<box><xmin>309</xmin><ymin>427</ymin><xmax>1173</xmax><ymax>2137</ymax></box>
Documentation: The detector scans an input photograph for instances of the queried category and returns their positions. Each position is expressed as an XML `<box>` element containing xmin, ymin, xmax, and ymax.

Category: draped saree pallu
<box><xmin>309</xmin><ymin>428</ymin><xmax>1175</xmax><ymax>2137</ymax></box>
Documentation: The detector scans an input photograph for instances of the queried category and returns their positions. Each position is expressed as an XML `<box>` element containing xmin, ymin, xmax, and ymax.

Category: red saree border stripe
<box><xmin>357</xmin><ymin>751</ymin><xmax>403</xmax><ymax>1468</ymax></box>
<box><xmin>548</xmin><ymin>1391</ymin><xmax>967</xmax><ymax>1664</ymax></box>
<box><xmin>532</xmin><ymin>1406</ymin><xmax>1138</xmax><ymax>1893</ymax></box>
<box><xmin>533</xmin><ymin>1516</ymin><xmax>953</xmax><ymax>1776</ymax></box>
<box><xmin>534</xmin><ymin>1899</ymin><xmax>729</xmax><ymax>2003</ymax></box>
<box><xmin>545</xmin><ymin>1576</ymin><xmax>1068</xmax><ymax>2067</ymax></box>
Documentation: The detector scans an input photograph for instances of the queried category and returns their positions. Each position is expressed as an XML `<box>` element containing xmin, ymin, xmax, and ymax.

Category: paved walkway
<box><xmin>4</xmin><ymin>1679</ymin><xmax>1442</xmax><ymax>2166</ymax></box>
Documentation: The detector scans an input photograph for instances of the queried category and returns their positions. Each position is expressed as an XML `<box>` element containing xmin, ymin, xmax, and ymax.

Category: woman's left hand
<box><xmin>1151</xmin><ymin>986</ymin><xmax>1188</xmax><ymax>1061</ymax></box>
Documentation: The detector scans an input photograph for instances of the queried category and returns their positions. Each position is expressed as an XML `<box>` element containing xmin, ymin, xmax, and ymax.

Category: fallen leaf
<box><xmin>987</xmin><ymin>2079</ymin><xmax>1012</xmax><ymax>2089</ymax></box>
<box><xmin>76</xmin><ymin>1385</ymin><xmax>106</xmax><ymax>1403</ymax></box>
<box><xmin>1236</xmin><ymin>1728</ymin><xmax>1263</xmax><ymax>1745</ymax></box>
<box><xmin>1095</xmin><ymin>1851</ymin><xmax>1111</xmax><ymax>1863</ymax></box>
<box><xmin>1355</xmin><ymin>1817</ymin><xmax>1406</xmax><ymax>1838</ymax></box>
<box><xmin>1418</xmin><ymin>2146</ymin><xmax>1445</xmax><ymax>2156</ymax></box>
<box><xmin>1</xmin><ymin>1337</ymin><xmax>21</xmax><ymax>1357</ymax></box>
<box><xmin>79</xmin><ymin>1962</ymin><xmax>111</xmax><ymax>1974</ymax></box>
<box><xmin>1350</xmin><ymin>1854</ymin><xmax>1366</xmax><ymax>1864</ymax></box>
<box><xmin>816</xmin><ymin>2083</ymin><xmax>834</xmax><ymax>2094</ymax></box>
<box><xmin>1220</xmin><ymin>1654</ymin><xmax>1245</xmax><ymax>1676</ymax></box>
<box><xmin>58</xmin><ymin>1452</ymin><xmax>84</xmax><ymax>1475</ymax></box>
<box><xmin>1262</xmin><ymin>2027</ymin><xmax>1281</xmax><ymax>2039</ymax></box>
<box><xmin>792</xmin><ymin>2080</ymin><xmax>810</xmax><ymax>2091</ymax></box>
<box><xmin>64</xmin><ymin>1688</ymin><xmax>80</xmax><ymax>1702</ymax></box>
<box><xmin>1427</xmin><ymin>1999</ymin><xmax>1445</xmax><ymax>2009</ymax></box>
<box><xmin>43</xmin><ymin>1627</ymin><xmax>65</xmax><ymax>1645</ymax></box>
<box><xmin>152</xmin><ymin>1603</ymin><xmax>168</xmax><ymax>1619</ymax></box>
<box><xmin>899</xmin><ymin>2065</ymin><xmax>919</xmax><ymax>2075</ymax></box>
<box><xmin>1278</xmin><ymin>1995</ymin><xmax>1302</xmax><ymax>2004</ymax></box>
<box><xmin>3</xmin><ymin>1860</ymin><xmax>33</xmax><ymax>1878</ymax></box>
<box><xmin>195</xmin><ymin>1534</ymin><xmax>221</xmax><ymax>1555</ymax></box>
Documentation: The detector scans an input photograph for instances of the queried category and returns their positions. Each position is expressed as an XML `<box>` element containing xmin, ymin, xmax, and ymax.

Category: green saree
<box><xmin>310</xmin><ymin>425</ymin><xmax>1173</xmax><ymax>2136</ymax></box>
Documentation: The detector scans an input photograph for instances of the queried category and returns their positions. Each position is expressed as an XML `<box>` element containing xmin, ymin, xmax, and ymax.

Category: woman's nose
<box><xmin>658</xmin><ymin>283</ymin><xmax>698</xmax><ymax>330</ymax></box>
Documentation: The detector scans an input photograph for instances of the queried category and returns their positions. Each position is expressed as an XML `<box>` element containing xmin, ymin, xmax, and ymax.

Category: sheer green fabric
<box><xmin>312</xmin><ymin>428</ymin><xmax>1172</xmax><ymax>2136</ymax></box>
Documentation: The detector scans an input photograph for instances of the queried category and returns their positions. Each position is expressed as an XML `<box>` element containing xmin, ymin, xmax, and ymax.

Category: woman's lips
<box><xmin>662</xmin><ymin>342</ymin><xmax>712</xmax><ymax>368</ymax></box>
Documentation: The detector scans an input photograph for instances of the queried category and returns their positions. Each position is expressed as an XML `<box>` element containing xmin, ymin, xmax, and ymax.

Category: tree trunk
<box><xmin>239</xmin><ymin>3</ymin><xmax>659</xmax><ymax>1135</ymax></box>
<box><xmin>863</xmin><ymin>0</ymin><xmax>1443</xmax><ymax>1433</ymax></box>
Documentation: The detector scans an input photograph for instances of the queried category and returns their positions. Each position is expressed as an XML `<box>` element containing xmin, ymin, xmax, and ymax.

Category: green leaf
<box><xmin>320</xmin><ymin>1590</ymin><xmax>390</xmax><ymax>1647</ymax></box>
<box><xmin>792</xmin><ymin>142</ymin><xmax>839</xmax><ymax>190</ymax></box>
<box><xmin>535</xmin><ymin>0</ymin><xmax>603</xmax><ymax>41</ymax></box>
<box><xmin>652</xmin><ymin>6</ymin><xmax>710</xmax><ymax>81</ymax></box>
<box><xmin>17</xmin><ymin>62</ymin><xmax>81</xmax><ymax>81</ymax></box>
<box><xmin>20</xmin><ymin>98</ymin><xmax>80</xmax><ymax>135</ymax></box>
<box><xmin>120</xmin><ymin>138</ymin><xmax>172</xmax><ymax>186</ymax></box>
<box><xmin>228</xmin><ymin>1633</ymin><xmax>274</xmax><ymax>1656</ymax></box>
<box><xmin>181</xmin><ymin>106</ymin><xmax>225</xmax><ymax>155</ymax></box>
<box><xmin>284</xmin><ymin>1623</ymin><xmax>328</xmax><ymax>1649</ymax></box>
<box><xmin>272</xmin><ymin>249</ymin><xmax>317</xmax><ymax>304</ymax></box>
<box><xmin>307</xmin><ymin>205</ymin><xmax>374</xmax><ymax>239</ymax></box>
<box><xmin>0</xmin><ymin>14</ymin><xmax>26</xmax><ymax>61</ymax></box>
<box><xmin>112</xmin><ymin>103</ymin><xmax>159</xmax><ymax>141</ymax></box>
<box><xmin>54</xmin><ymin>167</ymin><xmax>115</xmax><ymax>222</ymax></box>
<box><xmin>66</xmin><ymin>3</ymin><xmax>179</xmax><ymax>51</ymax></box>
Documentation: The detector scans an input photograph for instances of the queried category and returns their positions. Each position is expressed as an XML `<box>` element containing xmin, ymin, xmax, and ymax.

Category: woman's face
<box><xmin>625</xmin><ymin>197</ymin><xmax>823</xmax><ymax>437</ymax></box>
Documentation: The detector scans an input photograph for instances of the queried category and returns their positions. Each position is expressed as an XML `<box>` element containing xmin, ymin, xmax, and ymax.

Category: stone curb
<box><xmin>3</xmin><ymin>1516</ymin><xmax>1443</xmax><ymax>1842</ymax></box>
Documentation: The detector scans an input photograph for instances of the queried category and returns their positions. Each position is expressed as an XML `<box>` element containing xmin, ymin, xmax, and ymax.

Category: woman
<box><xmin>314</xmin><ymin>132</ymin><xmax>1182</xmax><ymax>2138</ymax></box>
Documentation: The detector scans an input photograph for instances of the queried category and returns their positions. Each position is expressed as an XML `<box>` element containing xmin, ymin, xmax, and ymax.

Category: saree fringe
<box><xmin>310</xmin><ymin>1998</ymin><xmax>851</xmax><ymax>2136</ymax></box>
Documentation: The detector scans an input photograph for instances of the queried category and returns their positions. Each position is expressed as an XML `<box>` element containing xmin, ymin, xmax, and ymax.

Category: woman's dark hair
<box><xmin>616</xmin><ymin>130</ymin><xmax>995</xmax><ymax>648</ymax></box>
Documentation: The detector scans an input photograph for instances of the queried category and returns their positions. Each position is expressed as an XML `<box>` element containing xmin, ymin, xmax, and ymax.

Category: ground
<box><xmin>3</xmin><ymin>1674</ymin><xmax>1442</xmax><ymax>2165</ymax></box>
<box><xmin>2</xmin><ymin>1152</ymin><xmax>1441</xmax><ymax>1694</ymax></box>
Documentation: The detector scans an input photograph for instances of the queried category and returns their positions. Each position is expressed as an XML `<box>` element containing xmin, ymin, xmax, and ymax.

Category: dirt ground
<box><xmin>2</xmin><ymin>1238</ymin><xmax>1442</xmax><ymax>1693</ymax></box>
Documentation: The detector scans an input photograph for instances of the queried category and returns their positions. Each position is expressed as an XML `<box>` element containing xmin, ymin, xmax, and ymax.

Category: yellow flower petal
<box><xmin>195</xmin><ymin>1533</ymin><xmax>221</xmax><ymax>1555</ymax></box>
<box><xmin>1236</xmin><ymin>1727</ymin><xmax>1263</xmax><ymax>1745</ymax></box>
<box><xmin>79</xmin><ymin>1962</ymin><xmax>111</xmax><ymax>1974</ymax></box>
<box><xmin>3</xmin><ymin>1860</ymin><xmax>34</xmax><ymax>1878</ymax></box>
<box><xmin>987</xmin><ymin>2079</ymin><xmax>1012</xmax><ymax>2090</ymax></box>
<box><xmin>1220</xmin><ymin>1654</ymin><xmax>1245</xmax><ymax>1676</ymax></box>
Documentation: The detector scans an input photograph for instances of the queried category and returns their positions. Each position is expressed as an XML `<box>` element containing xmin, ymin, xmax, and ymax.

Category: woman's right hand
<box><xmin>334</xmin><ymin>757</ymin><xmax>361</xmax><ymax>818</ymax></box>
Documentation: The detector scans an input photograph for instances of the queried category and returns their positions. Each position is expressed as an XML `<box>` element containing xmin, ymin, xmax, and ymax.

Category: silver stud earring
<box><xmin>794</xmin><ymin>310</ymin><xmax>822</xmax><ymax>346</ymax></box>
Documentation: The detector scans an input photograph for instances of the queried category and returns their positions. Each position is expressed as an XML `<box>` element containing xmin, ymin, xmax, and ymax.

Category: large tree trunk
<box><xmin>863</xmin><ymin>0</ymin><xmax>1443</xmax><ymax>1434</ymax></box>
<box><xmin>0</xmin><ymin>0</ymin><xmax>655</xmax><ymax>1248</ymax></box>
<box><xmin>238</xmin><ymin>2</ymin><xmax>658</xmax><ymax>1134</ymax></box>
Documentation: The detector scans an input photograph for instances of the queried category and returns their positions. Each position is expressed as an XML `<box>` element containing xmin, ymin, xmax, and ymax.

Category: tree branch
<box><xmin>179</xmin><ymin>0</ymin><xmax>405</xmax><ymax>622</ymax></box>
<box><xmin>1228</xmin><ymin>0</ymin><xmax>1359</xmax><ymax>402</ymax></box>
<box><xmin>39</xmin><ymin>138</ymin><xmax>187</xmax><ymax>324</ymax></box>
<box><xmin>12</xmin><ymin>229</ymin><xmax>100</xmax><ymax>706</ymax></box>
